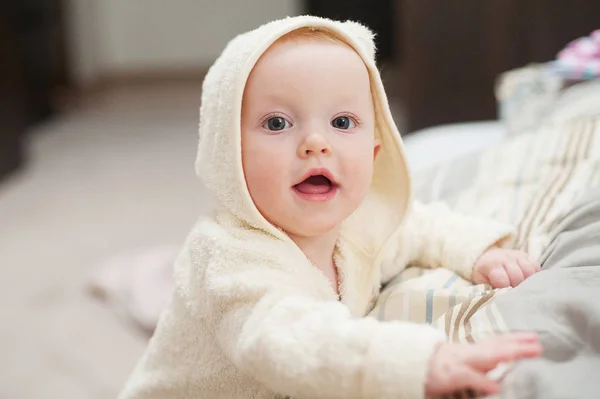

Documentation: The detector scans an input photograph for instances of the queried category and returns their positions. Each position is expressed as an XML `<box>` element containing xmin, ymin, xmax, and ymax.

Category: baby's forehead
<box><xmin>241</xmin><ymin>29</ymin><xmax>373</xmax><ymax>107</ymax></box>
<box><xmin>252</xmin><ymin>33</ymin><xmax>367</xmax><ymax>76</ymax></box>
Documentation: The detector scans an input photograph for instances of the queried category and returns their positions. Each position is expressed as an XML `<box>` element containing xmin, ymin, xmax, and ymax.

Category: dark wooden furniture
<box><xmin>0</xmin><ymin>0</ymin><xmax>68</xmax><ymax>181</ymax></box>
<box><xmin>396</xmin><ymin>0</ymin><xmax>600</xmax><ymax>132</ymax></box>
<box><xmin>305</xmin><ymin>0</ymin><xmax>396</xmax><ymax>63</ymax></box>
<box><xmin>0</xmin><ymin>7</ymin><xmax>26</xmax><ymax>180</ymax></box>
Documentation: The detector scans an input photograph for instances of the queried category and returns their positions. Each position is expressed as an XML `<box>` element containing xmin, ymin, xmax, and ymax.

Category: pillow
<box><xmin>495</xmin><ymin>63</ymin><xmax>563</xmax><ymax>136</ymax></box>
<box><xmin>496</xmin><ymin>63</ymin><xmax>600</xmax><ymax>136</ymax></box>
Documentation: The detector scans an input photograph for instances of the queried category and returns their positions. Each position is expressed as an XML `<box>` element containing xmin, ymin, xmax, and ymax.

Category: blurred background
<box><xmin>1</xmin><ymin>1</ymin><xmax>599</xmax><ymax>398</ymax></box>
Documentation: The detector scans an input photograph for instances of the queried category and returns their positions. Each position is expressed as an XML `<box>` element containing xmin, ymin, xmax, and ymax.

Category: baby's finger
<box><xmin>452</xmin><ymin>366</ymin><xmax>500</xmax><ymax>395</ymax></box>
<box><xmin>488</xmin><ymin>267</ymin><xmax>511</xmax><ymax>288</ymax></box>
<box><xmin>503</xmin><ymin>261</ymin><xmax>525</xmax><ymax>287</ymax></box>
<box><xmin>505</xmin><ymin>332</ymin><xmax>540</xmax><ymax>343</ymax></box>
<box><xmin>493</xmin><ymin>333</ymin><xmax>542</xmax><ymax>354</ymax></box>
<box><xmin>529</xmin><ymin>255</ymin><xmax>542</xmax><ymax>272</ymax></box>
<box><xmin>517</xmin><ymin>257</ymin><xmax>536</xmax><ymax>279</ymax></box>
<box><xmin>472</xmin><ymin>268</ymin><xmax>491</xmax><ymax>286</ymax></box>
<box><xmin>466</xmin><ymin>337</ymin><xmax>542</xmax><ymax>370</ymax></box>
<box><xmin>502</xmin><ymin>339</ymin><xmax>542</xmax><ymax>361</ymax></box>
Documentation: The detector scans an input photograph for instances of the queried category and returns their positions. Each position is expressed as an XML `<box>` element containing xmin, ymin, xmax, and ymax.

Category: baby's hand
<box><xmin>472</xmin><ymin>247</ymin><xmax>540</xmax><ymax>288</ymax></box>
<box><xmin>425</xmin><ymin>333</ymin><xmax>542</xmax><ymax>396</ymax></box>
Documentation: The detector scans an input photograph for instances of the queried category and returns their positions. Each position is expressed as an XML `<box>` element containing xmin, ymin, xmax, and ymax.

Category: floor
<box><xmin>0</xmin><ymin>82</ymin><xmax>213</xmax><ymax>398</ymax></box>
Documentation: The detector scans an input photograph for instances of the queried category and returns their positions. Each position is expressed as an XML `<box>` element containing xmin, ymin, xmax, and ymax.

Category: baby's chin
<box><xmin>256</xmin><ymin>201</ymin><xmax>349</xmax><ymax>239</ymax></box>
<box><xmin>275</xmin><ymin>217</ymin><xmax>344</xmax><ymax>240</ymax></box>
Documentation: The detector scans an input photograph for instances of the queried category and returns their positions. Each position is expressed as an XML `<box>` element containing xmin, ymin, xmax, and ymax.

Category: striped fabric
<box><xmin>370</xmin><ymin>267</ymin><xmax>509</xmax><ymax>334</ymax></box>
<box><xmin>370</xmin><ymin>108</ymin><xmax>600</xmax><ymax>398</ymax></box>
<box><xmin>413</xmin><ymin>115</ymin><xmax>600</xmax><ymax>263</ymax></box>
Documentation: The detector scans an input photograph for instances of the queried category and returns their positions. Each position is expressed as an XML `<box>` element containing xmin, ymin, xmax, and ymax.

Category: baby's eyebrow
<box><xmin>248</xmin><ymin>90</ymin><xmax>292</xmax><ymax>106</ymax></box>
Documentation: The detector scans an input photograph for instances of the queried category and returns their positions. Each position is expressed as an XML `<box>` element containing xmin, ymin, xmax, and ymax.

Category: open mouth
<box><xmin>294</xmin><ymin>174</ymin><xmax>335</xmax><ymax>195</ymax></box>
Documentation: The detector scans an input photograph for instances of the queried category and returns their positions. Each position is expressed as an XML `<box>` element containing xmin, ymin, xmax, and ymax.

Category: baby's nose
<box><xmin>298</xmin><ymin>133</ymin><xmax>332</xmax><ymax>158</ymax></box>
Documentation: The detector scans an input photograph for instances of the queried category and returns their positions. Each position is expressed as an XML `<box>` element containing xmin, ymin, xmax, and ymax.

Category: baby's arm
<box><xmin>207</xmin><ymin>257</ymin><xmax>540</xmax><ymax>398</ymax></box>
<box><xmin>208</xmin><ymin>260</ymin><xmax>444</xmax><ymax>399</ymax></box>
<box><xmin>384</xmin><ymin>201</ymin><xmax>515</xmax><ymax>282</ymax></box>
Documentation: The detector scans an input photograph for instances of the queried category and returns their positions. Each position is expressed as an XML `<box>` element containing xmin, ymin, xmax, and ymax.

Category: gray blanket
<box><xmin>486</xmin><ymin>187</ymin><xmax>600</xmax><ymax>399</ymax></box>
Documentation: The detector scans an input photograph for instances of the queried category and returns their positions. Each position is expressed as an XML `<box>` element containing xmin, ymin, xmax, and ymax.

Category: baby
<box><xmin>119</xmin><ymin>16</ymin><xmax>541</xmax><ymax>399</ymax></box>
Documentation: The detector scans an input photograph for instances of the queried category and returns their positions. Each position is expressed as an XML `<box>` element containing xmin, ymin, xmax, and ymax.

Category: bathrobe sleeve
<box><xmin>383</xmin><ymin>201</ymin><xmax>515</xmax><ymax>282</ymax></box>
<box><xmin>205</xmin><ymin>254</ymin><xmax>446</xmax><ymax>399</ymax></box>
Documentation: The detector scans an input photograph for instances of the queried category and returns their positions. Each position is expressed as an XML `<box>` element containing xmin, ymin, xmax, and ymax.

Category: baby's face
<box><xmin>241</xmin><ymin>36</ymin><xmax>379</xmax><ymax>239</ymax></box>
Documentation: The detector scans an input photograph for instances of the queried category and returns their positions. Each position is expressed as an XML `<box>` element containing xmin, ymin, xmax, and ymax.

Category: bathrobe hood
<box><xmin>195</xmin><ymin>15</ymin><xmax>411</xmax><ymax>259</ymax></box>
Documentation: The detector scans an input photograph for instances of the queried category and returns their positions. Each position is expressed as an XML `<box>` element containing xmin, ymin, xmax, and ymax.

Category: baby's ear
<box><xmin>373</xmin><ymin>138</ymin><xmax>382</xmax><ymax>160</ymax></box>
<box><xmin>343</xmin><ymin>20</ymin><xmax>376</xmax><ymax>61</ymax></box>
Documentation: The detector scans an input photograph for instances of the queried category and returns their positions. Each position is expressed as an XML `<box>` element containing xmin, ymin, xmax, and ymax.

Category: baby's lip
<box><xmin>294</xmin><ymin>167</ymin><xmax>338</xmax><ymax>186</ymax></box>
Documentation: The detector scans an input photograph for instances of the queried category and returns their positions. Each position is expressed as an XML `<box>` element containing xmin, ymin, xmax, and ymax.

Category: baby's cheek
<box><xmin>244</xmin><ymin>144</ymin><xmax>283</xmax><ymax>181</ymax></box>
<box><xmin>345</xmin><ymin>159</ymin><xmax>373</xmax><ymax>202</ymax></box>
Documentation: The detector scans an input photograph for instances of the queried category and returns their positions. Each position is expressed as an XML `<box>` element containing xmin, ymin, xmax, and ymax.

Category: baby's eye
<box><xmin>331</xmin><ymin>116</ymin><xmax>356</xmax><ymax>130</ymax></box>
<box><xmin>263</xmin><ymin>116</ymin><xmax>291</xmax><ymax>131</ymax></box>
